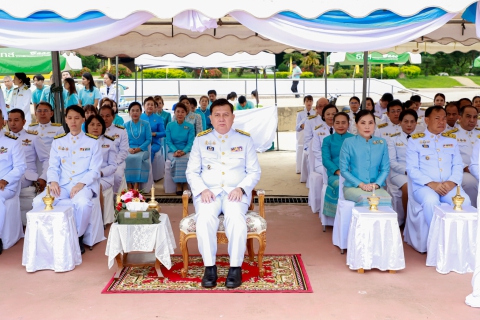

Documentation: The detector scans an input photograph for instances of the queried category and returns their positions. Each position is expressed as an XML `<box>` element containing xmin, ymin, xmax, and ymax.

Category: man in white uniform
<box><xmin>445</xmin><ymin>102</ymin><xmax>460</xmax><ymax>132</ymax></box>
<box><xmin>375</xmin><ymin>100</ymin><xmax>404</xmax><ymax>141</ymax></box>
<box><xmin>99</xmin><ymin>105</ymin><xmax>129</xmax><ymax>192</ymax></box>
<box><xmin>2</xmin><ymin>76</ymin><xmax>15</xmax><ymax>111</ymax></box>
<box><xmin>374</xmin><ymin>93</ymin><xmax>394</xmax><ymax>118</ymax></box>
<box><xmin>451</xmin><ymin>105</ymin><xmax>479</xmax><ymax>207</ymax></box>
<box><xmin>0</xmin><ymin>109</ymin><xmax>26</xmax><ymax>254</ymax></box>
<box><xmin>295</xmin><ymin>95</ymin><xmax>313</xmax><ymax>174</ymax></box>
<box><xmin>29</xmin><ymin>102</ymin><xmax>65</xmax><ymax>150</ymax></box>
<box><xmin>186</xmin><ymin>99</ymin><xmax>261</xmax><ymax>289</ymax></box>
<box><xmin>303</xmin><ymin>97</ymin><xmax>328</xmax><ymax>150</ymax></box>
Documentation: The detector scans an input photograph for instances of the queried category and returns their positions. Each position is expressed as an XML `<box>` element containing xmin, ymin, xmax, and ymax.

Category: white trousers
<box><xmin>194</xmin><ymin>192</ymin><xmax>248</xmax><ymax>267</ymax></box>
<box><xmin>33</xmin><ymin>184</ymin><xmax>94</xmax><ymax>237</ymax></box>
<box><xmin>113</xmin><ymin>162</ymin><xmax>126</xmax><ymax>193</ymax></box>
<box><xmin>0</xmin><ymin>189</ymin><xmax>16</xmax><ymax>238</ymax></box>
<box><xmin>462</xmin><ymin>172</ymin><xmax>478</xmax><ymax>208</ymax></box>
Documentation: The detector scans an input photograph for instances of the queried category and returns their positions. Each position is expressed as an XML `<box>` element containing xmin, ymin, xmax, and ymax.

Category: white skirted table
<box><xmin>347</xmin><ymin>206</ymin><xmax>405</xmax><ymax>273</ymax></box>
<box><xmin>427</xmin><ymin>204</ymin><xmax>477</xmax><ymax>274</ymax></box>
<box><xmin>105</xmin><ymin>213</ymin><xmax>176</xmax><ymax>278</ymax></box>
<box><xmin>22</xmin><ymin>206</ymin><xmax>82</xmax><ymax>273</ymax></box>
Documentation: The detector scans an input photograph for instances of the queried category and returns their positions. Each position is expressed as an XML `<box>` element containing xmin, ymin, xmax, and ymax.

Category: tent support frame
<box><xmin>51</xmin><ymin>51</ymin><xmax>66</xmax><ymax>129</ymax></box>
<box><xmin>362</xmin><ymin>51</ymin><xmax>368</xmax><ymax>109</ymax></box>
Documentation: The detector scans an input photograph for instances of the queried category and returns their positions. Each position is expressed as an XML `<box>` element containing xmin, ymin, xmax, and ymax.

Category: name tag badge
<box><xmin>102</xmin><ymin>144</ymin><xmax>110</xmax><ymax>148</ymax></box>
<box><xmin>207</xmin><ymin>146</ymin><xmax>214</xmax><ymax>151</ymax></box>
<box><xmin>231</xmin><ymin>146</ymin><xmax>243</xmax><ymax>152</ymax></box>
<box><xmin>80</xmin><ymin>148</ymin><xmax>91</xmax><ymax>151</ymax></box>
<box><xmin>184</xmin><ymin>126</ymin><xmax>189</xmax><ymax>129</ymax></box>
<box><xmin>443</xmin><ymin>144</ymin><xmax>453</xmax><ymax>148</ymax></box>
<box><xmin>0</xmin><ymin>147</ymin><xmax>8</xmax><ymax>154</ymax></box>
<box><xmin>422</xmin><ymin>144</ymin><xmax>429</xmax><ymax>148</ymax></box>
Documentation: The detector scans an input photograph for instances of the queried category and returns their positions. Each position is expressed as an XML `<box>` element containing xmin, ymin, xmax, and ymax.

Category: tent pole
<box><xmin>274</xmin><ymin>67</ymin><xmax>279</xmax><ymax>151</ymax></box>
<box><xmin>368</xmin><ymin>61</ymin><xmax>371</xmax><ymax>96</ymax></box>
<box><xmin>51</xmin><ymin>51</ymin><xmax>66</xmax><ymax>130</ymax></box>
<box><xmin>141</xmin><ymin>65</ymin><xmax>144</xmax><ymax>103</ymax></box>
<box><xmin>134</xmin><ymin>64</ymin><xmax>137</xmax><ymax>101</ymax></box>
<box><xmin>362</xmin><ymin>51</ymin><xmax>368</xmax><ymax>110</ymax></box>
<box><xmin>255</xmin><ymin>67</ymin><xmax>258</xmax><ymax>108</ymax></box>
<box><xmin>115</xmin><ymin>56</ymin><xmax>119</xmax><ymax>105</ymax></box>
<box><xmin>324</xmin><ymin>52</ymin><xmax>327</xmax><ymax>98</ymax></box>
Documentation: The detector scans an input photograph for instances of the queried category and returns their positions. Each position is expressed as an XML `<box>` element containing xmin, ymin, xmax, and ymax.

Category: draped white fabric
<box><xmin>173</xmin><ymin>11</ymin><xmax>217</xmax><ymax>32</ymax></box>
<box><xmin>230</xmin><ymin>11</ymin><xmax>457</xmax><ymax>52</ymax></box>
<box><xmin>0</xmin><ymin>12</ymin><xmax>153</xmax><ymax>51</ymax></box>
<box><xmin>465</xmin><ymin>206</ymin><xmax>480</xmax><ymax>307</ymax></box>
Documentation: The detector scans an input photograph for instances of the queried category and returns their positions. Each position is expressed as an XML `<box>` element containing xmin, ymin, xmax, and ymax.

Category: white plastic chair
<box><xmin>102</xmin><ymin>186</ymin><xmax>115</xmax><ymax>226</ymax></box>
<box><xmin>20</xmin><ymin>186</ymin><xmax>36</xmax><ymax>226</ymax></box>
<box><xmin>140</xmin><ymin>146</ymin><xmax>154</xmax><ymax>191</ymax></box>
<box><xmin>163</xmin><ymin>159</ymin><xmax>177</xmax><ymax>194</ymax></box>
<box><xmin>152</xmin><ymin>148</ymin><xmax>165</xmax><ymax>182</ymax></box>
<box><xmin>403</xmin><ymin>177</ymin><xmax>429</xmax><ymax>253</ymax></box>
<box><xmin>2</xmin><ymin>183</ymin><xmax>23</xmax><ymax>249</ymax></box>
<box><xmin>332</xmin><ymin>175</ymin><xmax>355</xmax><ymax>254</ymax></box>
<box><xmin>295</xmin><ymin>131</ymin><xmax>304</xmax><ymax>174</ymax></box>
<box><xmin>300</xmin><ymin>149</ymin><xmax>309</xmax><ymax>184</ymax></box>
<box><xmin>386</xmin><ymin>175</ymin><xmax>405</xmax><ymax>226</ymax></box>
<box><xmin>83</xmin><ymin>186</ymin><xmax>106</xmax><ymax>249</ymax></box>
<box><xmin>319</xmin><ymin>167</ymin><xmax>335</xmax><ymax>231</ymax></box>
<box><xmin>307</xmin><ymin>139</ymin><xmax>323</xmax><ymax>213</ymax></box>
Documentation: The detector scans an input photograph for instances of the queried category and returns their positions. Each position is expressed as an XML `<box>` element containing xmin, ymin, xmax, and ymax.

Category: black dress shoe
<box><xmin>79</xmin><ymin>236</ymin><xmax>85</xmax><ymax>255</ymax></box>
<box><xmin>201</xmin><ymin>265</ymin><xmax>218</xmax><ymax>288</ymax></box>
<box><xmin>176</xmin><ymin>191</ymin><xmax>183</xmax><ymax>196</ymax></box>
<box><xmin>225</xmin><ymin>267</ymin><xmax>242</xmax><ymax>289</ymax></box>
<box><xmin>0</xmin><ymin>238</ymin><xmax>3</xmax><ymax>255</ymax></box>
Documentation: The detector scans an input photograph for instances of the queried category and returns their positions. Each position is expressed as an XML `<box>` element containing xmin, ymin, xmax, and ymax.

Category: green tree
<box><xmin>77</xmin><ymin>54</ymin><xmax>100</xmax><ymax>72</ymax></box>
<box><xmin>282</xmin><ymin>52</ymin><xmax>304</xmax><ymax>67</ymax></box>
<box><xmin>302</xmin><ymin>51</ymin><xmax>320</xmax><ymax>72</ymax></box>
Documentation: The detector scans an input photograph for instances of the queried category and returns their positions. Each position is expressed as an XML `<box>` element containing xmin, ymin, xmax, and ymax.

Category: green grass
<box><xmin>465</xmin><ymin>76</ymin><xmax>480</xmax><ymax>86</ymax></box>
<box><xmin>396</xmin><ymin>76</ymin><xmax>462</xmax><ymax>89</ymax></box>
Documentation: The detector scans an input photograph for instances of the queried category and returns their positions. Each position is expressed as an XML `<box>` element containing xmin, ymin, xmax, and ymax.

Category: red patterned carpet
<box><xmin>103</xmin><ymin>254</ymin><xmax>312</xmax><ymax>293</ymax></box>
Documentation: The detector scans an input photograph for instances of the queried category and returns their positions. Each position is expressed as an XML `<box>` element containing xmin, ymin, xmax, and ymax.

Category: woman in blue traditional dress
<box><xmin>124</xmin><ymin>102</ymin><xmax>152</xmax><ymax>190</ymax></box>
<box><xmin>63</xmin><ymin>78</ymin><xmax>79</xmax><ymax>107</ymax></box>
<box><xmin>78</xmin><ymin>72</ymin><xmax>102</xmax><ymax>107</ymax></box>
<box><xmin>173</xmin><ymin>96</ymin><xmax>203</xmax><ymax>135</ymax></box>
<box><xmin>140</xmin><ymin>96</ymin><xmax>166</xmax><ymax>161</ymax></box>
<box><xmin>339</xmin><ymin>110</ymin><xmax>392</xmax><ymax>207</ymax></box>
<box><xmin>166</xmin><ymin>102</ymin><xmax>195</xmax><ymax>195</ymax></box>
<box><xmin>321</xmin><ymin>112</ymin><xmax>354</xmax><ymax>216</ymax></box>
<box><xmin>198</xmin><ymin>95</ymin><xmax>212</xmax><ymax>129</ymax></box>
<box><xmin>111</xmin><ymin>101</ymin><xmax>125</xmax><ymax>126</ymax></box>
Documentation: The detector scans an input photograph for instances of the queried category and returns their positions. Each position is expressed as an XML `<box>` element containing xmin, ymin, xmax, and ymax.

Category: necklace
<box><xmin>129</xmin><ymin>121</ymin><xmax>142</xmax><ymax>140</ymax></box>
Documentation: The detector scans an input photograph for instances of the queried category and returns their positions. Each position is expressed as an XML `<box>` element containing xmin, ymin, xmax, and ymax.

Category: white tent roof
<box><xmin>134</xmin><ymin>52</ymin><xmax>276</xmax><ymax>68</ymax></box>
<box><xmin>3</xmin><ymin>0</ymin><xmax>475</xmax><ymax>19</ymax></box>
<box><xmin>379</xmin><ymin>41</ymin><xmax>480</xmax><ymax>54</ymax></box>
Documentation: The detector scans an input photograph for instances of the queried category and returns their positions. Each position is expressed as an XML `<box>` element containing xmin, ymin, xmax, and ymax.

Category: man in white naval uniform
<box><xmin>0</xmin><ymin>109</ymin><xmax>26</xmax><ymax>254</ymax></box>
<box><xmin>375</xmin><ymin>100</ymin><xmax>404</xmax><ymax>140</ymax></box>
<box><xmin>303</xmin><ymin>97</ymin><xmax>328</xmax><ymax>150</ymax></box>
<box><xmin>8</xmin><ymin>109</ymin><xmax>50</xmax><ymax>191</ymax></box>
<box><xmin>445</xmin><ymin>102</ymin><xmax>460</xmax><ymax>132</ymax></box>
<box><xmin>450</xmin><ymin>105</ymin><xmax>479</xmax><ymax>207</ymax></box>
<box><xmin>186</xmin><ymin>99</ymin><xmax>261</xmax><ymax>289</ymax></box>
<box><xmin>30</xmin><ymin>102</ymin><xmax>65</xmax><ymax>151</ymax></box>
<box><xmin>295</xmin><ymin>95</ymin><xmax>313</xmax><ymax>174</ymax></box>
<box><xmin>33</xmin><ymin>106</ymin><xmax>102</xmax><ymax>254</ymax></box>
<box><xmin>99</xmin><ymin>105</ymin><xmax>129</xmax><ymax>193</ymax></box>
<box><xmin>406</xmin><ymin>106</ymin><xmax>470</xmax><ymax>232</ymax></box>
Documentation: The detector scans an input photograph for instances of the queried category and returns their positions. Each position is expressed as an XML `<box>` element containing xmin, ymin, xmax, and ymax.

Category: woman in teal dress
<box><xmin>111</xmin><ymin>101</ymin><xmax>125</xmax><ymax>126</ymax></box>
<box><xmin>166</xmin><ymin>102</ymin><xmax>195</xmax><ymax>195</ymax></box>
<box><xmin>124</xmin><ymin>102</ymin><xmax>152</xmax><ymax>190</ymax></box>
<box><xmin>154</xmin><ymin>95</ymin><xmax>172</xmax><ymax>128</ymax></box>
<box><xmin>198</xmin><ymin>95</ymin><xmax>212</xmax><ymax>129</ymax></box>
<box><xmin>339</xmin><ymin>110</ymin><xmax>391</xmax><ymax>207</ymax></box>
<box><xmin>63</xmin><ymin>78</ymin><xmax>79</xmax><ymax>107</ymax></box>
<box><xmin>321</xmin><ymin>112</ymin><xmax>354</xmax><ymax>217</ymax></box>
<box><xmin>78</xmin><ymin>72</ymin><xmax>102</xmax><ymax>107</ymax></box>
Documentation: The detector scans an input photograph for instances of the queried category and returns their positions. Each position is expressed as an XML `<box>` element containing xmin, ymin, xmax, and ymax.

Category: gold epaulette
<box><xmin>26</xmin><ymin>130</ymin><xmax>38</xmax><ymax>135</ymax></box>
<box><xmin>441</xmin><ymin>132</ymin><xmax>456</xmax><ymax>139</ymax></box>
<box><xmin>51</xmin><ymin>123</ymin><xmax>62</xmax><ymax>127</ymax></box>
<box><xmin>114</xmin><ymin>124</ymin><xmax>125</xmax><ymax>129</ymax></box>
<box><xmin>475</xmin><ymin>128</ymin><xmax>480</xmax><ymax>131</ymax></box>
<box><xmin>104</xmin><ymin>134</ymin><xmax>115</xmax><ymax>141</ymax></box>
<box><xmin>375</xmin><ymin>115</ymin><xmax>381</xmax><ymax>119</ymax></box>
<box><xmin>196</xmin><ymin>128</ymin><xmax>212</xmax><ymax>137</ymax></box>
<box><xmin>412</xmin><ymin>133</ymin><xmax>425</xmax><ymax>139</ymax></box>
<box><xmin>235</xmin><ymin>129</ymin><xmax>250</xmax><ymax>136</ymax></box>
<box><xmin>446</xmin><ymin>128</ymin><xmax>459</xmax><ymax>134</ymax></box>
<box><xmin>5</xmin><ymin>133</ymin><xmax>17</xmax><ymax>140</ymax></box>
<box><xmin>86</xmin><ymin>133</ymin><xmax>98</xmax><ymax>140</ymax></box>
<box><xmin>314</xmin><ymin>124</ymin><xmax>323</xmax><ymax>130</ymax></box>
<box><xmin>420</xmin><ymin>107</ymin><xmax>429</xmax><ymax>110</ymax></box>
<box><xmin>477</xmin><ymin>134</ymin><xmax>480</xmax><ymax>139</ymax></box>
<box><xmin>478</xmin><ymin>115</ymin><xmax>480</xmax><ymax>119</ymax></box>
<box><xmin>377</xmin><ymin>123</ymin><xmax>388</xmax><ymax>129</ymax></box>
<box><xmin>390</xmin><ymin>132</ymin><xmax>400</xmax><ymax>137</ymax></box>
<box><xmin>307</xmin><ymin>115</ymin><xmax>316</xmax><ymax>120</ymax></box>
<box><xmin>29</xmin><ymin>123</ymin><xmax>39</xmax><ymax>127</ymax></box>
<box><xmin>54</xmin><ymin>133</ymin><xmax>66</xmax><ymax>139</ymax></box>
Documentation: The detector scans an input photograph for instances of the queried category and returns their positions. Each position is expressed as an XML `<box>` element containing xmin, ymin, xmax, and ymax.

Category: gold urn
<box><xmin>367</xmin><ymin>190</ymin><xmax>380</xmax><ymax>211</ymax></box>
<box><xmin>42</xmin><ymin>185</ymin><xmax>55</xmax><ymax>211</ymax></box>
<box><xmin>148</xmin><ymin>186</ymin><xmax>160</xmax><ymax>211</ymax></box>
<box><xmin>452</xmin><ymin>186</ymin><xmax>465</xmax><ymax>211</ymax></box>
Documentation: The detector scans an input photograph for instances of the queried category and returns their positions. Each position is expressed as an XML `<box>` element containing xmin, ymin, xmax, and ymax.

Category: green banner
<box><xmin>328</xmin><ymin>51</ymin><xmax>411</xmax><ymax>66</ymax></box>
<box><xmin>0</xmin><ymin>48</ymin><xmax>66</xmax><ymax>75</ymax></box>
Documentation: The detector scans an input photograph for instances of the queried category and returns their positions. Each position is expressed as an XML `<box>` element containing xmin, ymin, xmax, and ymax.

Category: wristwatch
<box><xmin>240</xmin><ymin>187</ymin><xmax>246</xmax><ymax>195</ymax></box>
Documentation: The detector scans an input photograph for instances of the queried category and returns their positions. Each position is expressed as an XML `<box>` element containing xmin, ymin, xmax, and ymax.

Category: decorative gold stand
<box><xmin>452</xmin><ymin>186</ymin><xmax>465</xmax><ymax>211</ymax></box>
<box><xmin>367</xmin><ymin>187</ymin><xmax>380</xmax><ymax>211</ymax></box>
<box><xmin>42</xmin><ymin>186</ymin><xmax>55</xmax><ymax>211</ymax></box>
<box><xmin>148</xmin><ymin>186</ymin><xmax>160</xmax><ymax>211</ymax></box>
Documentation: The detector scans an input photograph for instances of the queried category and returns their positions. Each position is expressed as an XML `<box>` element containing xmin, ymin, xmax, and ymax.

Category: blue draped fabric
<box><xmin>462</xmin><ymin>3</ymin><xmax>477</xmax><ymax>23</ymax></box>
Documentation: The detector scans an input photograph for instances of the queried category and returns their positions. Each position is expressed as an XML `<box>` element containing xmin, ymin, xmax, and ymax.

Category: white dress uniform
<box><xmin>387</xmin><ymin>131</ymin><xmax>409</xmax><ymax>188</ymax></box>
<box><xmin>9</xmin><ymin>129</ymin><xmax>50</xmax><ymax>189</ymax></box>
<box><xmin>406</xmin><ymin>129</ymin><xmax>471</xmax><ymax>227</ymax></box>
<box><xmin>374</xmin><ymin>101</ymin><xmax>388</xmax><ymax>118</ymax></box>
<box><xmin>186</xmin><ymin>128</ymin><xmax>261</xmax><ymax>267</ymax></box>
<box><xmin>33</xmin><ymin>132</ymin><xmax>103</xmax><ymax>236</ymax></box>
<box><xmin>0</xmin><ymin>131</ymin><xmax>26</xmax><ymax>239</ymax></box>
<box><xmin>28</xmin><ymin>122</ymin><xmax>65</xmax><ymax>151</ymax></box>
<box><xmin>295</xmin><ymin>107</ymin><xmax>312</xmax><ymax>173</ymax></box>
<box><xmin>105</xmin><ymin>124</ymin><xmax>129</xmax><ymax>192</ymax></box>
<box><xmin>445</xmin><ymin>122</ymin><xmax>459</xmax><ymax>132</ymax></box>
<box><xmin>477</xmin><ymin>115</ymin><xmax>480</xmax><ymax>127</ymax></box>
<box><xmin>375</xmin><ymin>118</ymin><xmax>402</xmax><ymax>141</ymax></box>
<box><xmin>311</xmin><ymin>124</ymin><xmax>332</xmax><ymax>174</ymax></box>
<box><xmin>303</xmin><ymin>114</ymin><xmax>325</xmax><ymax>152</ymax></box>
<box><xmin>452</xmin><ymin>126</ymin><xmax>479</xmax><ymax>207</ymax></box>
<box><xmin>10</xmin><ymin>84</ymin><xmax>33</xmax><ymax>128</ymax></box>
<box><xmin>98</xmin><ymin>134</ymin><xmax>118</xmax><ymax>190</ymax></box>
<box><xmin>100</xmin><ymin>84</ymin><xmax>116</xmax><ymax>102</ymax></box>
<box><xmin>469</xmin><ymin>140</ymin><xmax>480</xmax><ymax>181</ymax></box>
<box><xmin>0</xmin><ymin>90</ymin><xmax>6</xmax><ymax>120</ymax></box>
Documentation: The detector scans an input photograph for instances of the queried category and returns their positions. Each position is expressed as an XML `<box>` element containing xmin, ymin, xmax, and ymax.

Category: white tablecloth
<box><xmin>427</xmin><ymin>204</ymin><xmax>477</xmax><ymax>274</ymax></box>
<box><xmin>347</xmin><ymin>206</ymin><xmax>405</xmax><ymax>271</ymax></box>
<box><xmin>105</xmin><ymin>214</ymin><xmax>176</xmax><ymax>270</ymax></box>
<box><xmin>22</xmin><ymin>206</ymin><xmax>82</xmax><ymax>273</ymax></box>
